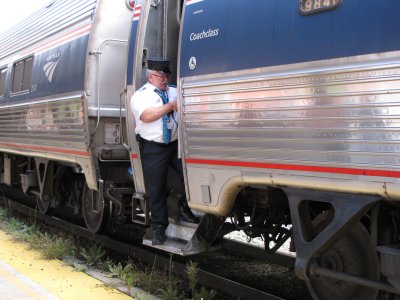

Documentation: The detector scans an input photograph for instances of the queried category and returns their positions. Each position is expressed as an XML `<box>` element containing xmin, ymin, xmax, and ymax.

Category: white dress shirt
<box><xmin>131</xmin><ymin>82</ymin><xmax>178</xmax><ymax>143</ymax></box>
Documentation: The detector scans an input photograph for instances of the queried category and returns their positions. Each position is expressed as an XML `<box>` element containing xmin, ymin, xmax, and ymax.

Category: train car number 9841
<box><xmin>300</xmin><ymin>0</ymin><xmax>342</xmax><ymax>15</ymax></box>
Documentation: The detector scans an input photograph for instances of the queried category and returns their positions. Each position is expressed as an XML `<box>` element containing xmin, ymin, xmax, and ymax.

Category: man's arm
<box><xmin>140</xmin><ymin>100</ymin><xmax>177</xmax><ymax>123</ymax></box>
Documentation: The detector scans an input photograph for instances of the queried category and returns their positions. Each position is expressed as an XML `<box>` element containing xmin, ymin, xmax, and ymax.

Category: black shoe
<box><xmin>178</xmin><ymin>206</ymin><xmax>200</xmax><ymax>224</ymax></box>
<box><xmin>152</xmin><ymin>225</ymin><xmax>166</xmax><ymax>245</ymax></box>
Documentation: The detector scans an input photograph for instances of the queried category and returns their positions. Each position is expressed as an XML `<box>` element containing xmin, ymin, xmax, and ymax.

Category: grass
<box><xmin>80</xmin><ymin>244</ymin><xmax>106</xmax><ymax>266</ymax></box>
<box><xmin>186</xmin><ymin>260</ymin><xmax>199</xmax><ymax>297</ymax></box>
<box><xmin>37</xmin><ymin>232</ymin><xmax>75</xmax><ymax>259</ymax></box>
<box><xmin>0</xmin><ymin>206</ymin><xmax>218</xmax><ymax>299</ymax></box>
<box><xmin>186</xmin><ymin>260</ymin><xmax>217</xmax><ymax>300</ymax></box>
<box><xmin>0</xmin><ymin>207</ymin><xmax>75</xmax><ymax>258</ymax></box>
<box><xmin>1</xmin><ymin>211</ymin><xmax>75</xmax><ymax>259</ymax></box>
<box><xmin>73</xmin><ymin>262</ymin><xmax>87</xmax><ymax>272</ymax></box>
<box><xmin>158</xmin><ymin>254</ymin><xmax>182</xmax><ymax>300</ymax></box>
<box><xmin>0</xmin><ymin>206</ymin><xmax>176</xmax><ymax>297</ymax></box>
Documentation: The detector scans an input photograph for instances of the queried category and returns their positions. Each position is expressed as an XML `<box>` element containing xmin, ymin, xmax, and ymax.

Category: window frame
<box><xmin>0</xmin><ymin>66</ymin><xmax>7</xmax><ymax>98</ymax></box>
<box><xmin>10</xmin><ymin>56</ymin><xmax>34</xmax><ymax>95</ymax></box>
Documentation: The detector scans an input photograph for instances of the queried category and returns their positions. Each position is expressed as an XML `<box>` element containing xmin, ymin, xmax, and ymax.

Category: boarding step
<box><xmin>143</xmin><ymin>220</ymin><xmax>206</xmax><ymax>255</ymax></box>
<box><xmin>143</xmin><ymin>214</ymin><xmax>226</xmax><ymax>256</ymax></box>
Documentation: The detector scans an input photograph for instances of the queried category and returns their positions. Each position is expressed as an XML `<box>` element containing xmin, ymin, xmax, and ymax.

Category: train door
<box><xmin>125</xmin><ymin>0</ymin><xmax>180</xmax><ymax>225</ymax></box>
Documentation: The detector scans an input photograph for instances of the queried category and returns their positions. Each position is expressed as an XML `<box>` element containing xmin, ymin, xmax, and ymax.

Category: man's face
<box><xmin>149</xmin><ymin>71</ymin><xmax>169</xmax><ymax>91</ymax></box>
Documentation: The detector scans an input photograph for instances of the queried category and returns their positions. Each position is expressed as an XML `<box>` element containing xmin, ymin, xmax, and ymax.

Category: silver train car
<box><xmin>0</xmin><ymin>0</ymin><xmax>400</xmax><ymax>299</ymax></box>
<box><xmin>0</xmin><ymin>0</ymin><xmax>133</xmax><ymax>231</ymax></box>
<box><xmin>176</xmin><ymin>1</ymin><xmax>400</xmax><ymax>299</ymax></box>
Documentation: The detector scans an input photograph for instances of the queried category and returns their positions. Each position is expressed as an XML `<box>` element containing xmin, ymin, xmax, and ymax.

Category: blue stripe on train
<box><xmin>5</xmin><ymin>34</ymin><xmax>88</xmax><ymax>104</ymax></box>
<box><xmin>180</xmin><ymin>0</ymin><xmax>400</xmax><ymax>77</ymax></box>
<box><xmin>127</xmin><ymin>21</ymin><xmax>139</xmax><ymax>86</ymax></box>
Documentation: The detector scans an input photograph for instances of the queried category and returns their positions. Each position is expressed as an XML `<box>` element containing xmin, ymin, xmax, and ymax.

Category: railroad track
<box><xmin>0</xmin><ymin>194</ymin><xmax>301</xmax><ymax>300</ymax></box>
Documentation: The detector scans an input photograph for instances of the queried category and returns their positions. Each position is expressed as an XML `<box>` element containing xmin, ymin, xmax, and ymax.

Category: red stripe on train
<box><xmin>0</xmin><ymin>142</ymin><xmax>90</xmax><ymax>157</ymax></box>
<box><xmin>185</xmin><ymin>158</ymin><xmax>400</xmax><ymax>178</ymax></box>
<box><xmin>133</xmin><ymin>6</ymin><xmax>141</xmax><ymax>20</ymax></box>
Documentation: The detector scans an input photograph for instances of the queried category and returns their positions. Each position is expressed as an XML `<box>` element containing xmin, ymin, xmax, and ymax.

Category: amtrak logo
<box><xmin>189</xmin><ymin>56</ymin><xmax>197</xmax><ymax>70</ymax></box>
<box><xmin>43</xmin><ymin>52</ymin><xmax>62</xmax><ymax>83</ymax></box>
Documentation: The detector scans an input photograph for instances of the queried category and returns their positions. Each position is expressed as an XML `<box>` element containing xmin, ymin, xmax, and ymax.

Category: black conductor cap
<box><xmin>147</xmin><ymin>58</ymin><xmax>171</xmax><ymax>74</ymax></box>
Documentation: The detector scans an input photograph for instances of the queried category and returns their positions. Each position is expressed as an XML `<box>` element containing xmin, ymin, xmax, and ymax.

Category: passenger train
<box><xmin>0</xmin><ymin>0</ymin><xmax>399</xmax><ymax>299</ymax></box>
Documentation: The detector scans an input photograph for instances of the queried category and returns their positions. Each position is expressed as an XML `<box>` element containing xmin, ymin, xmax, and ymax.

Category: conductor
<box><xmin>131</xmin><ymin>58</ymin><xmax>199</xmax><ymax>245</ymax></box>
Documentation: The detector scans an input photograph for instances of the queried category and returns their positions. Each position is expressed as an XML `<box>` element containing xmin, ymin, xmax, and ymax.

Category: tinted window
<box><xmin>11</xmin><ymin>56</ymin><xmax>33</xmax><ymax>93</ymax></box>
<box><xmin>0</xmin><ymin>67</ymin><xmax>6</xmax><ymax>97</ymax></box>
<box><xmin>22</xmin><ymin>57</ymin><xmax>33</xmax><ymax>91</ymax></box>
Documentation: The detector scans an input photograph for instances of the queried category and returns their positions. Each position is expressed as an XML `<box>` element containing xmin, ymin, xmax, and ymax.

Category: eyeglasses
<box><xmin>151</xmin><ymin>72</ymin><xmax>169</xmax><ymax>78</ymax></box>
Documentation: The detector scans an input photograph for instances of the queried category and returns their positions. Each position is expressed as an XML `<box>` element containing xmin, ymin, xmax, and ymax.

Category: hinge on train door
<box><xmin>142</xmin><ymin>48</ymin><xmax>148</xmax><ymax>67</ymax></box>
<box><xmin>131</xmin><ymin>192</ymin><xmax>149</xmax><ymax>225</ymax></box>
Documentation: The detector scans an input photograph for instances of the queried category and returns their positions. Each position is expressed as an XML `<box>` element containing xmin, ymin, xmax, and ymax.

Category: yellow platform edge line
<box><xmin>0</xmin><ymin>230</ymin><xmax>133</xmax><ymax>300</ymax></box>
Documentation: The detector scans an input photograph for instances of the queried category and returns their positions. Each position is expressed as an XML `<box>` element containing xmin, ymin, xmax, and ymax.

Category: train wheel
<box><xmin>82</xmin><ymin>184</ymin><xmax>110</xmax><ymax>233</ymax></box>
<box><xmin>310</xmin><ymin>222</ymin><xmax>379</xmax><ymax>300</ymax></box>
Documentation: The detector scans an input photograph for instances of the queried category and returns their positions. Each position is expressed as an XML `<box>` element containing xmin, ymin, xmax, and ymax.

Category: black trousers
<box><xmin>139</xmin><ymin>138</ymin><xmax>186</xmax><ymax>228</ymax></box>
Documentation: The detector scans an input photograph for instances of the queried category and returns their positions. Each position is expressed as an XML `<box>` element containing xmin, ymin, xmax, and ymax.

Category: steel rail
<box><xmin>221</xmin><ymin>239</ymin><xmax>295</xmax><ymax>269</ymax></box>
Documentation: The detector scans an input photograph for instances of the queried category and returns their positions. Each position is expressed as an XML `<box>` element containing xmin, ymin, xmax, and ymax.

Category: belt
<box><xmin>136</xmin><ymin>135</ymin><xmax>177</xmax><ymax>146</ymax></box>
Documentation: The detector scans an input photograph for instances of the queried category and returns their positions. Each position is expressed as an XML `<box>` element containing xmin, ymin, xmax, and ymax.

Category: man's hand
<box><xmin>140</xmin><ymin>100</ymin><xmax>177</xmax><ymax>123</ymax></box>
<box><xmin>169</xmin><ymin>99</ymin><xmax>178</xmax><ymax>111</ymax></box>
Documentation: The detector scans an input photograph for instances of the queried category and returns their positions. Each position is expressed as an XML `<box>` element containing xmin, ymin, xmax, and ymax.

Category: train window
<box><xmin>12</xmin><ymin>61</ymin><xmax>24</xmax><ymax>93</ymax></box>
<box><xmin>11</xmin><ymin>56</ymin><xmax>33</xmax><ymax>93</ymax></box>
<box><xmin>22</xmin><ymin>57</ymin><xmax>33</xmax><ymax>91</ymax></box>
<box><xmin>0</xmin><ymin>67</ymin><xmax>7</xmax><ymax>97</ymax></box>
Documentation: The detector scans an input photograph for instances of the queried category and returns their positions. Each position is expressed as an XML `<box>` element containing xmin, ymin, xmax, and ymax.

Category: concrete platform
<box><xmin>0</xmin><ymin>230</ymin><xmax>133</xmax><ymax>300</ymax></box>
